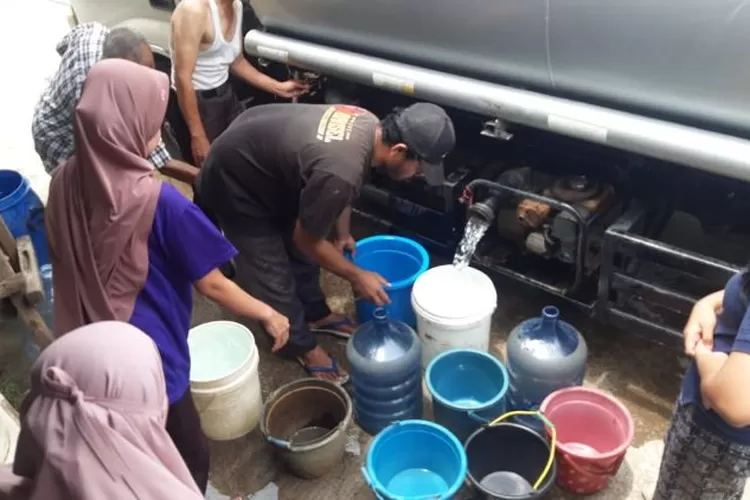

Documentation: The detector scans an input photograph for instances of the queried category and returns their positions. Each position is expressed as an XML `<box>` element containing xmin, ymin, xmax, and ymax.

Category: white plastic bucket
<box><xmin>411</xmin><ymin>265</ymin><xmax>497</xmax><ymax>369</ymax></box>
<box><xmin>0</xmin><ymin>392</ymin><xmax>19</xmax><ymax>465</ymax></box>
<box><xmin>188</xmin><ymin>321</ymin><xmax>262</xmax><ymax>441</ymax></box>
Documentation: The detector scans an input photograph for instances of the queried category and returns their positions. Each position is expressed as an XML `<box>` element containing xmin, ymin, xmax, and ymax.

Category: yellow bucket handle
<box><xmin>487</xmin><ymin>410</ymin><xmax>557</xmax><ymax>491</ymax></box>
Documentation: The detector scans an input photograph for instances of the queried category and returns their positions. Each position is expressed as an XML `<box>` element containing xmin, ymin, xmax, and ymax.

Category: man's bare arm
<box><xmin>171</xmin><ymin>2</ymin><xmax>208</xmax><ymax>142</ymax></box>
<box><xmin>160</xmin><ymin>159</ymin><xmax>199</xmax><ymax>185</ymax></box>
<box><xmin>230</xmin><ymin>56</ymin><xmax>282</xmax><ymax>95</ymax></box>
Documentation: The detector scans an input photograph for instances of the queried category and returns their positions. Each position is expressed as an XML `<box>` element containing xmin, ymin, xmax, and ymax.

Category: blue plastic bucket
<box><xmin>0</xmin><ymin>171</ymin><xmax>48</xmax><ymax>267</ymax></box>
<box><xmin>426</xmin><ymin>349</ymin><xmax>509</xmax><ymax>442</ymax></box>
<box><xmin>363</xmin><ymin>420</ymin><xmax>467</xmax><ymax>499</ymax></box>
<box><xmin>353</xmin><ymin>235</ymin><xmax>429</xmax><ymax>327</ymax></box>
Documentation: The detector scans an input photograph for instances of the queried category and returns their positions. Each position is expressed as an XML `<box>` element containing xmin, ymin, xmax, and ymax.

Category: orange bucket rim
<box><xmin>539</xmin><ymin>386</ymin><xmax>635</xmax><ymax>460</ymax></box>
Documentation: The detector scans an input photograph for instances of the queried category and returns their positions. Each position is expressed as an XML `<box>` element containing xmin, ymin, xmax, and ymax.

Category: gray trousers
<box><xmin>222</xmin><ymin>224</ymin><xmax>332</xmax><ymax>359</ymax></box>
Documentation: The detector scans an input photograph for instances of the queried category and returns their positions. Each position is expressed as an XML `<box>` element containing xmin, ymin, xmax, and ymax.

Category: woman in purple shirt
<box><xmin>45</xmin><ymin>58</ymin><xmax>289</xmax><ymax>495</ymax></box>
<box><xmin>653</xmin><ymin>271</ymin><xmax>750</xmax><ymax>499</ymax></box>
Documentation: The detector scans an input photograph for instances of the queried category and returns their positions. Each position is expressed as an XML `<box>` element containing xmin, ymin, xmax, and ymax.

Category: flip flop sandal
<box><xmin>297</xmin><ymin>357</ymin><xmax>350</xmax><ymax>385</ymax></box>
<box><xmin>309</xmin><ymin>316</ymin><xmax>357</xmax><ymax>339</ymax></box>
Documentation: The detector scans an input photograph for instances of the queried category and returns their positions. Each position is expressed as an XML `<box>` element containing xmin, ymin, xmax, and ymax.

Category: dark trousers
<box><xmin>166</xmin><ymin>390</ymin><xmax>210</xmax><ymax>494</ymax></box>
<box><xmin>167</xmin><ymin>82</ymin><xmax>242</xmax><ymax>227</ymax></box>
<box><xmin>223</xmin><ymin>224</ymin><xmax>332</xmax><ymax>358</ymax></box>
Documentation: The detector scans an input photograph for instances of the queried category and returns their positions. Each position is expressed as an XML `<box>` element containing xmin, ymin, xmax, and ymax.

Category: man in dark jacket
<box><xmin>196</xmin><ymin>102</ymin><xmax>455</xmax><ymax>384</ymax></box>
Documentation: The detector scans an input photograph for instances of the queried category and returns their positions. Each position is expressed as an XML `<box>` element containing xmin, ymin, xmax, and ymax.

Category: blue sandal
<box><xmin>297</xmin><ymin>357</ymin><xmax>350</xmax><ymax>385</ymax></box>
<box><xmin>309</xmin><ymin>316</ymin><xmax>357</xmax><ymax>339</ymax></box>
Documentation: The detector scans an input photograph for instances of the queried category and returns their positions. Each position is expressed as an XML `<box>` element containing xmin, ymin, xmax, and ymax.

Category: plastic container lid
<box><xmin>411</xmin><ymin>265</ymin><xmax>498</xmax><ymax>325</ymax></box>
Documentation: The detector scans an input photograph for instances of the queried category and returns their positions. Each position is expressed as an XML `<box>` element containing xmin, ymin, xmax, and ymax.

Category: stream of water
<box><xmin>453</xmin><ymin>216</ymin><xmax>491</xmax><ymax>270</ymax></box>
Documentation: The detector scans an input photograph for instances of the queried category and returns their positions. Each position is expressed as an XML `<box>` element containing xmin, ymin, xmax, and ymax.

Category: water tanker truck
<box><xmin>70</xmin><ymin>0</ymin><xmax>750</xmax><ymax>344</ymax></box>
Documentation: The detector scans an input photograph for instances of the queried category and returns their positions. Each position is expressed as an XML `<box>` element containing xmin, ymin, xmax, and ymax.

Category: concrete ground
<box><xmin>0</xmin><ymin>0</ymin><xmax>730</xmax><ymax>498</ymax></box>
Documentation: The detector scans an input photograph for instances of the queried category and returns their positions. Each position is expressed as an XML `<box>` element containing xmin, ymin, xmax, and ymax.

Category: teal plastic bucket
<box><xmin>363</xmin><ymin>420</ymin><xmax>467</xmax><ymax>499</ymax></box>
<box><xmin>353</xmin><ymin>235</ymin><xmax>429</xmax><ymax>328</ymax></box>
<box><xmin>426</xmin><ymin>349</ymin><xmax>509</xmax><ymax>442</ymax></box>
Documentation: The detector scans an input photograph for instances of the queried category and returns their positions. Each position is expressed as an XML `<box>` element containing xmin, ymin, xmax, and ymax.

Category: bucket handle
<box><xmin>361</xmin><ymin>468</ymin><xmax>387</xmax><ymax>500</ymax></box>
<box><xmin>487</xmin><ymin>411</ymin><xmax>557</xmax><ymax>491</ymax></box>
<box><xmin>468</xmin><ymin>409</ymin><xmax>489</xmax><ymax>424</ymax></box>
<box><xmin>361</xmin><ymin>467</ymin><xmax>443</xmax><ymax>500</ymax></box>
<box><xmin>562</xmin><ymin>449</ymin><xmax>626</xmax><ymax>478</ymax></box>
<box><xmin>466</xmin><ymin>399</ymin><xmax>506</xmax><ymax>424</ymax></box>
<box><xmin>264</xmin><ymin>436</ymin><xmax>292</xmax><ymax>450</ymax></box>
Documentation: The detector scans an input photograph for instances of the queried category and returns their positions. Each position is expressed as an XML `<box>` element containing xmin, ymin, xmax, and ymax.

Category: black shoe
<box><xmin>220</xmin><ymin>260</ymin><xmax>236</xmax><ymax>280</ymax></box>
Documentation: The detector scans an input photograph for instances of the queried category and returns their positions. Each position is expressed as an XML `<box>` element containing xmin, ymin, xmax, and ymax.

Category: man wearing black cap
<box><xmin>196</xmin><ymin>102</ymin><xmax>455</xmax><ymax>383</ymax></box>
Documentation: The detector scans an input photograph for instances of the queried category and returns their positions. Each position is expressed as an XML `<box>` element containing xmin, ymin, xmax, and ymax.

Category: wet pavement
<box><xmin>0</xmin><ymin>195</ymin><xmax>685</xmax><ymax>498</ymax></box>
<box><xmin>196</xmin><ymin>252</ymin><xmax>683</xmax><ymax>499</ymax></box>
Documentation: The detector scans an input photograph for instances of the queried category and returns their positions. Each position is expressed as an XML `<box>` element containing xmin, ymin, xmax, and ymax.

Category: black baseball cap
<box><xmin>394</xmin><ymin>103</ymin><xmax>456</xmax><ymax>186</ymax></box>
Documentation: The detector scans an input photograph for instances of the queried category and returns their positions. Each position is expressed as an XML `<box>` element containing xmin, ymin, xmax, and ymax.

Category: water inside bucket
<box><xmin>564</xmin><ymin>441</ymin><xmax>600</xmax><ymax>457</ymax></box>
<box><xmin>480</xmin><ymin>471</ymin><xmax>533</xmax><ymax>496</ymax></box>
<box><xmin>452</xmin><ymin>397</ymin><xmax>483</xmax><ymax>408</ymax></box>
<box><xmin>387</xmin><ymin>468</ymin><xmax>449</xmax><ymax>497</ymax></box>
<box><xmin>189</xmin><ymin>323</ymin><xmax>253</xmax><ymax>382</ymax></box>
<box><xmin>289</xmin><ymin>426</ymin><xmax>333</xmax><ymax>446</ymax></box>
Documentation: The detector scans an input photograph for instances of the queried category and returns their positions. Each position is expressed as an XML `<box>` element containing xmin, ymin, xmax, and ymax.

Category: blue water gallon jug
<box><xmin>346</xmin><ymin>307</ymin><xmax>423</xmax><ymax>435</ymax></box>
<box><xmin>505</xmin><ymin>306</ymin><xmax>588</xmax><ymax>430</ymax></box>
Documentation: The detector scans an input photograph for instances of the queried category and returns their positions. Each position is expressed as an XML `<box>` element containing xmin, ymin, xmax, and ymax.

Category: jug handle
<box><xmin>265</xmin><ymin>436</ymin><xmax>292</xmax><ymax>450</ymax></box>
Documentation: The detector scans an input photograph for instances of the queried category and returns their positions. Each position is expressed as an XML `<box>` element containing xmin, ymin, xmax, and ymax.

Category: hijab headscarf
<box><xmin>0</xmin><ymin>321</ymin><xmax>203</xmax><ymax>500</ymax></box>
<box><xmin>45</xmin><ymin>58</ymin><xmax>167</xmax><ymax>335</ymax></box>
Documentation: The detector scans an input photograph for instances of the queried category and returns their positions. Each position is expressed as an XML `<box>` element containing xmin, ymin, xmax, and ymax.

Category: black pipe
<box><xmin>468</xmin><ymin>193</ymin><xmax>502</xmax><ymax>223</ymax></box>
<box><xmin>464</xmin><ymin>178</ymin><xmax>590</xmax><ymax>294</ymax></box>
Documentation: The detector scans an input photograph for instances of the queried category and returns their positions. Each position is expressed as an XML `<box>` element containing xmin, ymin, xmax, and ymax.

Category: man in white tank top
<box><xmin>170</xmin><ymin>0</ymin><xmax>308</xmax><ymax>168</ymax></box>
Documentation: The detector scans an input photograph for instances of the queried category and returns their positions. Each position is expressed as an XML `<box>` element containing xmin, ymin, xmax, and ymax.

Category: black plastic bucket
<box><xmin>465</xmin><ymin>423</ymin><xmax>557</xmax><ymax>499</ymax></box>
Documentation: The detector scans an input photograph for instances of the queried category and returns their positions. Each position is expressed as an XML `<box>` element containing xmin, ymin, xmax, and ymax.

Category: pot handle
<box><xmin>487</xmin><ymin>410</ymin><xmax>557</xmax><ymax>491</ymax></box>
<box><xmin>264</xmin><ymin>436</ymin><xmax>292</xmax><ymax>450</ymax></box>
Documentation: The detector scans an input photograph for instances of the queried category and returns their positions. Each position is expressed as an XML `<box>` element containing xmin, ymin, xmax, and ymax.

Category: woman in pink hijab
<box><xmin>0</xmin><ymin>321</ymin><xmax>203</xmax><ymax>500</ymax></box>
<box><xmin>44</xmin><ymin>58</ymin><xmax>289</xmax><ymax>493</ymax></box>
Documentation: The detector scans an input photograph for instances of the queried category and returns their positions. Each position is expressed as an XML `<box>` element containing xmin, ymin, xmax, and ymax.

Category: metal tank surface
<box><xmin>250</xmin><ymin>0</ymin><xmax>750</xmax><ymax>138</ymax></box>
<box><xmin>346</xmin><ymin>307</ymin><xmax>423</xmax><ymax>436</ymax></box>
<box><xmin>505</xmin><ymin>305</ymin><xmax>588</xmax><ymax>431</ymax></box>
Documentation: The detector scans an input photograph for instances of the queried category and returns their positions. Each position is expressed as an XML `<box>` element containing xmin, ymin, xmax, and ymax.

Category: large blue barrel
<box><xmin>346</xmin><ymin>307</ymin><xmax>423</xmax><ymax>435</ymax></box>
<box><xmin>0</xmin><ymin>171</ymin><xmax>49</xmax><ymax>267</ymax></box>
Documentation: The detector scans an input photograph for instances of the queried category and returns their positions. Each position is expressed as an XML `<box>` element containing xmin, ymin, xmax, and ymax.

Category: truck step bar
<box><xmin>245</xmin><ymin>30</ymin><xmax>750</xmax><ymax>184</ymax></box>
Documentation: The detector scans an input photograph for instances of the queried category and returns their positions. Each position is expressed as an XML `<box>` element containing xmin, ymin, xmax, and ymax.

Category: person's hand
<box><xmin>334</xmin><ymin>235</ymin><xmax>357</xmax><ymax>256</ymax></box>
<box><xmin>191</xmin><ymin>134</ymin><xmax>211</xmax><ymax>168</ymax></box>
<box><xmin>684</xmin><ymin>295</ymin><xmax>719</xmax><ymax>357</ymax></box>
<box><xmin>275</xmin><ymin>80</ymin><xmax>310</xmax><ymax>99</ymax></box>
<box><xmin>261</xmin><ymin>308</ymin><xmax>290</xmax><ymax>353</ymax></box>
<box><xmin>351</xmin><ymin>270</ymin><xmax>391</xmax><ymax>306</ymax></box>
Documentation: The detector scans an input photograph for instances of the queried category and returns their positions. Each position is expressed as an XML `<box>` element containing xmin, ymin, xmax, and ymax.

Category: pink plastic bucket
<box><xmin>540</xmin><ymin>387</ymin><xmax>634</xmax><ymax>495</ymax></box>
